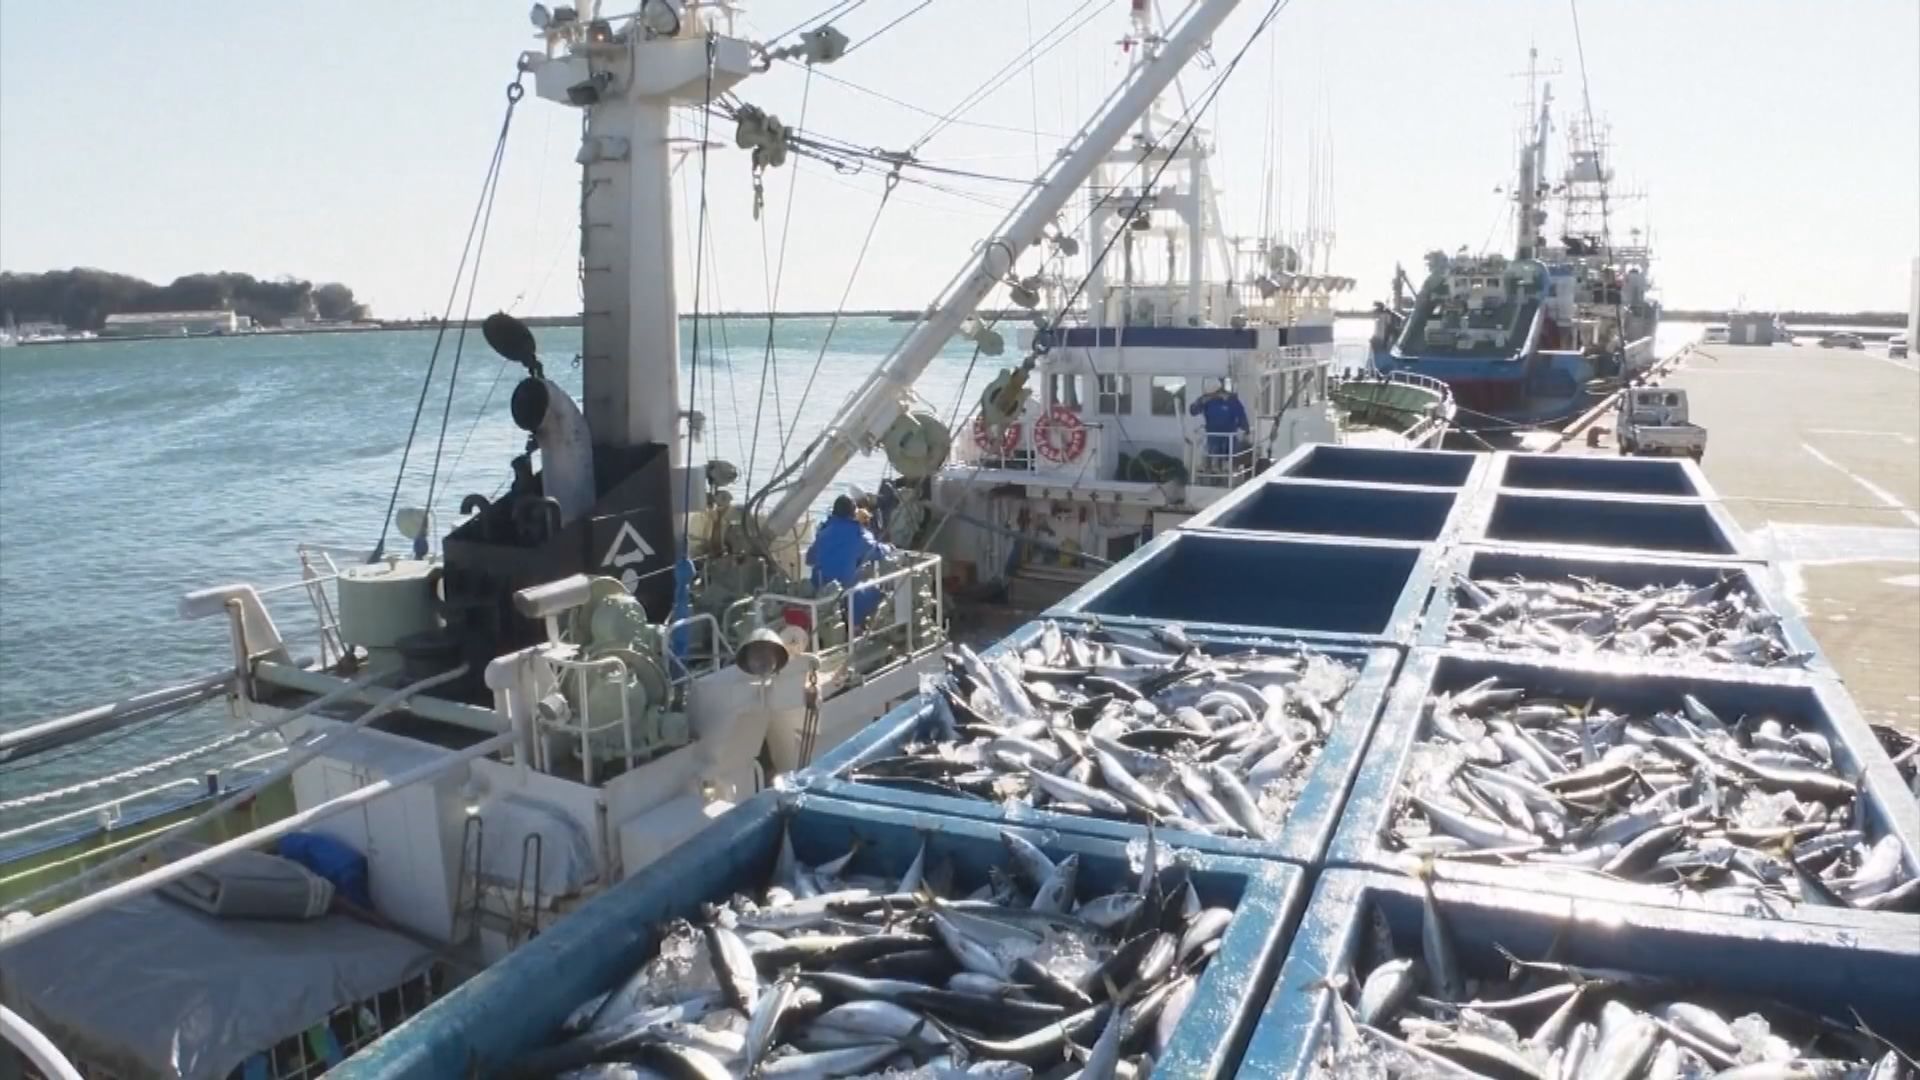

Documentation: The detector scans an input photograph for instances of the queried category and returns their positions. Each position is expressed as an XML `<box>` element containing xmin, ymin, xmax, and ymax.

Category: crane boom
<box><xmin>761</xmin><ymin>0</ymin><xmax>1253</xmax><ymax>537</ymax></box>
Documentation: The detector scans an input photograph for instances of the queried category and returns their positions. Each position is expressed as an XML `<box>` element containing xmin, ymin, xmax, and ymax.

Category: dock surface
<box><xmin>1584</xmin><ymin>342</ymin><xmax>1920</xmax><ymax>732</ymax></box>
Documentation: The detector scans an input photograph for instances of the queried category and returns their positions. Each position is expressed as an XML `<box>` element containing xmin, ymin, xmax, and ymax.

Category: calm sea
<box><xmin>0</xmin><ymin>314</ymin><xmax>1699</xmax><ymax>836</ymax></box>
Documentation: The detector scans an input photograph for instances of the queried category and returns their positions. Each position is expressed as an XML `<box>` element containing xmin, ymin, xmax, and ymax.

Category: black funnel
<box><xmin>483</xmin><ymin>312</ymin><xmax>540</xmax><ymax>373</ymax></box>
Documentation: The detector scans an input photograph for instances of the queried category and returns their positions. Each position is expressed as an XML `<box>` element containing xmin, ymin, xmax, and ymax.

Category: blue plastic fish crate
<box><xmin>802</xmin><ymin>620</ymin><xmax>1401</xmax><ymax>865</ymax></box>
<box><xmin>1237</xmin><ymin>869</ymin><xmax>1920</xmax><ymax>1078</ymax></box>
<box><xmin>1325</xmin><ymin>649</ymin><xmax>1920</xmax><ymax>930</ymax></box>
<box><xmin>1264</xmin><ymin>443</ymin><xmax>1489</xmax><ymax>491</ymax></box>
<box><xmin>1417</xmin><ymin>545</ymin><xmax>1833</xmax><ymax>677</ymax></box>
<box><xmin>335</xmin><ymin>794</ymin><xmax>1306</xmax><ymax>1080</ymax></box>
<box><xmin>1182</xmin><ymin>478</ymin><xmax>1469</xmax><ymax>545</ymax></box>
<box><xmin>1485</xmin><ymin>452</ymin><xmax>1717</xmax><ymax>501</ymax></box>
<box><xmin>1049</xmin><ymin>530</ymin><xmax>1441</xmax><ymax>646</ymax></box>
<box><xmin>1459</xmin><ymin>489</ymin><xmax>1757</xmax><ymax>560</ymax></box>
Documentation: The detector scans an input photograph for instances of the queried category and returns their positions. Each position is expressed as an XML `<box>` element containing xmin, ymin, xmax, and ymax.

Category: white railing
<box><xmin>1187</xmin><ymin>429</ymin><xmax>1257</xmax><ymax>489</ymax></box>
<box><xmin>748</xmin><ymin>553</ymin><xmax>945</xmax><ymax>686</ymax></box>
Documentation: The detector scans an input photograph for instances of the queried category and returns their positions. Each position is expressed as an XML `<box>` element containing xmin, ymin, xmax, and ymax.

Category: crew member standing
<box><xmin>1189</xmin><ymin>377</ymin><xmax>1250</xmax><ymax>480</ymax></box>
<box><xmin>806</xmin><ymin>495</ymin><xmax>892</xmax><ymax>629</ymax></box>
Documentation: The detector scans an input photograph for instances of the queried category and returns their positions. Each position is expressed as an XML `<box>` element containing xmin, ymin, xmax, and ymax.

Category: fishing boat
<box><xmin>916</xmin><ymin>3</ymin><xmax>1452</xmax><ymax>609</ymax></box>
<box><xmin>1370</xmin><ymin>51</ymin><xmax>1657</xmax><ymax>432</ymax></box>
<box><xmin>0</xmin><ymin>0</ymin><xmax>1284</xmax><ymax>1074</ymax></box>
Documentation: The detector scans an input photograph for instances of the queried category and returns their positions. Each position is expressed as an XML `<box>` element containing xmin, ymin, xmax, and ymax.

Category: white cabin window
<box><xmin>1095</xmin><ymin>374</ymin><xmax>1133</xmax><ymax>415</ymax></box>
<box><xmin>1049</xmin><ymin>373</ymin><xmax>1084</xmax><ymax>411</ymax></box>
<box><xmin>1150</xmin><ymin>376</ymin><xmax>1188</xmax><ymax>416</ymax></box>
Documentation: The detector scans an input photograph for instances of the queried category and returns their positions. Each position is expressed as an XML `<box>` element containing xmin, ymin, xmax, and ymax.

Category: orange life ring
<box><xmin>1032</xmin><ymin>404</ymin><xmax>1088</xmax><ymax>463</ymax></box>
<box><xmin>972</xmin><ymin>415</ymin><xmax>1021</xmax><ymax>455</ymax></box>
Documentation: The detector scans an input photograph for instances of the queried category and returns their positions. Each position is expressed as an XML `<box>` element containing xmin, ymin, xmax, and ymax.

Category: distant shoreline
<box><xmin>13</xmin><ymin>306</ymin><xmax>1906</xmax><ymax>347</ymax></box>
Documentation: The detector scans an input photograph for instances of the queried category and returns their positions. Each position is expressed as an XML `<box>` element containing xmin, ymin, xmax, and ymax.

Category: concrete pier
<box><xmin>1580</xmin><ymin>341</ymin><xmax>1920</xmax><ymax>732</ymax></box>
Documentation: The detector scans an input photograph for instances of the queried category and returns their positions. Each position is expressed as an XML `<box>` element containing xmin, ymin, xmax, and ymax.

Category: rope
<box><xmin>369</xmin><ymin>68</ymin><xmax>526</xmax><ymax>561</ymax></box>
<box><xmin>0</xmin><ymin>725</ymin><xmax>278</xmax><ymax>814</ymax></box>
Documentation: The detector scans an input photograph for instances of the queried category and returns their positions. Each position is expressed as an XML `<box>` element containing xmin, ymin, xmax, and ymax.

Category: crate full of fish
<box><xmin>1180</xmin><ymin>478</ymin><xmax>1471</xmax><ymax>546</ymax></box>
<box><xmin>1458</xmin><ymin>490</ymin><xmax>1757</xmax><ymax>560</ymax></box>
<box><xmin>1325</xmin><ymin>650</ymin><xmax>1920</xmax><ymax>926</ymax></box>
<box><xmin>337</xmin><ymin>794</ymin><xmax>1306</xmax><ymax>1080</ymax></box>
<box><xmin>1237</xmin><ymin>869</ymin><xmax>1919</xmax><ymax>1078</ymax></box>
<box><xmin>1264</xmin><ymin>443</ymin><xmax>1490</xmax><ymax>491</ymax></box>
<box><xmin>802</xmin><ymin>620</ymin><xmax>1398</xmax><ymax>865</ymax></box>
<box><xmin>1486</xmin><ymin>452</ymin><xmax>1716</xmax><ymax>500</ymax></box>
<box><xmin>1420</xmin><ymin>545</ymin><xmax>1830</xmax><ymax>675</ymax></box>
<box><xmin>1049</xmin><ymin>530</ymin><xmax>1439</xmax><ymax>645</ymax></box>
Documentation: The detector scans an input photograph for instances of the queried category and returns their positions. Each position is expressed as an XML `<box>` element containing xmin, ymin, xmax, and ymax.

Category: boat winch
<box><xmin>538</xmin><ymin>576</ymin><xmax>687</xmax><ymax>764</ymax></box>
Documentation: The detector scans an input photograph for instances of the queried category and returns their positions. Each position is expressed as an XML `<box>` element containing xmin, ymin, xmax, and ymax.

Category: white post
<box><xmin>761</xmin><ymin>0</ymin><xmax>1250</xmax><ymax>537</ymax></box>
<box><xmin>1187</xmin><ymin>153</ymin><xmax>1204</xmax><ymax>320</ymax></box>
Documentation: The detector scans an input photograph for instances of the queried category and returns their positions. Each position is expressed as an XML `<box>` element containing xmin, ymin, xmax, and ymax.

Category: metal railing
<box><xmin>747</xmin><ymin>553</ymin><xmax>945</xmax><ymax>687</ymax></box>
<box><xmin>1187</xmin><ymin>429</ymin><xmax>1257</xmax><ymax>489</ymax></box>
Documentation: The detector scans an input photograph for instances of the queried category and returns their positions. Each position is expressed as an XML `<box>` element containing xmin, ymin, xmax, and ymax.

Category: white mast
<box><xmin>522</xmin><ymin>11</ymin><xmax>759</xmax><ymax>520</ymax></box>
<box><xmin>762</xmin><ymin>0</ymin><xmax>1254</xmax><ymax>537</ymax></box>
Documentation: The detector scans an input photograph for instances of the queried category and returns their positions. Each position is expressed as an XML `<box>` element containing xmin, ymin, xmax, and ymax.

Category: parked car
<box><xmin>1817</xmin><ymin>332</ymin><xmax>1865</xmax><ymax>349</ymax></box>
<box><xmin>1890</xmin><ymin>333</ymin><xmax>1909</xmax><ymax>359</ymax></box>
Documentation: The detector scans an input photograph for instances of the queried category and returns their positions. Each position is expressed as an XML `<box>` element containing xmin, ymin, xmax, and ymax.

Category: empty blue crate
<box><xmin>803</xmin><ymin>620</ymin><xmax>1400</xmax><ymax>865</ymax></box>
<box><xmin>1326</xmin><ymin>649</ymin><xmax>1920</xmax><ymax>930</ymax></box>
<box><xmin>1462</xmin><ymin>489</ymin><xmax>1755</xmax><ymax>559</ymax></box>
<box><xmin>1419</xmin><ymin>544</ymin><xmax>1832</xmax><ymax>676</ymax></box>
<box><xmin>1237</xmin><ymin>869</ymin><xmax>1920</xmax><ymax>1078</ymax></box>
<box><xmin>1266</xmin><ymin>443</ymin><xmax>1489</xmax><ymax>490</ymax></box>
<box><xmin>1185</xmin><ymin>478</ymin><xmax>1467</xmax><ymax>544</ymax></box>
<box><xmin>1050</xmin><ymin>530</ymin><xmax>1440</xmax><ymax>645</ymax></box>
<box><xmin>1487</xmin><ymin>451</ymin><xmax>1716</xmax><ymax>500</ymax></box>
<box><xmin>337</xmin><ymin>794</ymin><xmax>1306</xmax><ymax>1080</ymax></box>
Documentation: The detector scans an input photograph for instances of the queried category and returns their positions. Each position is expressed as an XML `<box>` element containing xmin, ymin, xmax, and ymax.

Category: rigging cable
<box><xmin>368</xmin><ymin>65</ymin><xmax>526</xmax><ymax>561</ymax></box>
<box><xmin>748</xmin><ymin>68</ymin><xmax>815</xmax><ymax>486</ymax></box>
<box><xmin>768</xmin><ymin>171</ymin><xmax>901</xmax><ymax>487</ymax></box>
<box><xmin>765</xmin><ymin>0</ymin><xmax>870</xmax><ymax>49</ymax></box>
<box><xmin>684</xmin><ymin>34</ymin><xmax>718</xmax><ymax>556</ymax></box>
<box><xmin>922</xmin><ymin>0</ymin><xmax>1295</xmax><ymax>549</ymax></box>
<box><xmin>909</xmin><ymin>0</ymin><xmax>1109</xmax><ymax>154</ymax></box>
<box><xmin>842</xmin><ymin>0</ymin><xmax>938</xmax><ymax>57</ymax></box>
<box><xmin>424</xmin><ymin>92</ymin><xmax>519</xmax><ymax>526</ymax></box>
<box><xmin>1568</xmin><ymin>0</ymin><xmax>1631</xmax><ymax>353</ymax></box>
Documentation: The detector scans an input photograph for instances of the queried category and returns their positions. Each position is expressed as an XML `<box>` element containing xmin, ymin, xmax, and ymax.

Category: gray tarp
<box><xmin>0</xmin><ymin>894</ymin><xmax>434</xmax><ymax>1080</ymax></box>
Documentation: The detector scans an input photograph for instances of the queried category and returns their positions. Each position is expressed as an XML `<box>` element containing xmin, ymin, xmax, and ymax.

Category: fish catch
<box><xmin>1314</xmin><ymin>896</ymin><xmax>1916</xmax><ymax>1079</ymax></box>
<box><xmin>1386</xmin><ymin>677</ymin><xmax>1918</xmax><ymax>912</ymax></box>
<box><xmin>1447</xmin><ymin>572</ymin><xmax>1811</xmax><ymax>669</ymax></box>
<box><xmin>848</xmin><ymin>622</ymin><xmax>1359</xmax><ymax>841</ymax></box>
<box><xmin>507</xmin><ymin>821</ymin><xmax>1228</xmax><ymax>1079</ymax></box>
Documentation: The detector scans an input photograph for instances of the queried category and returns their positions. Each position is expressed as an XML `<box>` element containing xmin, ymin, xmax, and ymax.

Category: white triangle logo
<box><xmin>600</xmin><ymin>520</ymin><xmax>656</xmax><ymax>569</ymax></box>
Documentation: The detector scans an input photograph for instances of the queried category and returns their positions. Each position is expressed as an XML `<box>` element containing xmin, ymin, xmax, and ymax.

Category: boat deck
<box><xmin>1573</xmin><ymin>341</ymin><xmax>1920</xmax><ymax>732</ymax></box>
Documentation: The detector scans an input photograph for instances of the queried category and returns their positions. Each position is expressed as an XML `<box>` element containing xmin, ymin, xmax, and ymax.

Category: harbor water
<box><xmin>0</xmin><ymin>315</ymin><xmax>1705</xmax><ymax>834</ymax></box>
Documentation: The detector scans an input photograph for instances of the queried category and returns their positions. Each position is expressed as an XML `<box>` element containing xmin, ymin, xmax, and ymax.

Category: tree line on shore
<box><xmin>0</xmin><ymin>268</ymin><xmax>367</xmax><ymax>331</ymax></box>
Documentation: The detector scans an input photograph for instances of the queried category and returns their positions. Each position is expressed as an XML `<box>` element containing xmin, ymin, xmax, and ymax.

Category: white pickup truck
<box><xmin>1616</xmin><ymin>387</ymin><xmax>1707</xmax><ymax>460</ymax></box>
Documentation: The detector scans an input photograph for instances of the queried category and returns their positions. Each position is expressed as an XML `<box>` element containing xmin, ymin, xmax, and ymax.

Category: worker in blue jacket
<box><xmin>807</xmin><ymin>495</ymin><xmax>892</xmax><ymax>628</ymax></box>
<box><xmin>1189</xmin><ymin>377</ymin><xmax>1251</xmax><ymax>471</ymax></box>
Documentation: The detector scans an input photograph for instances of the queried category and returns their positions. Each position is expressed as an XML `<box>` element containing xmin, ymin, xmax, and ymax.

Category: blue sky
<box><xmin>2</xmin><ymin>1</ymin><xmax>1915</xmax><ymax>317</ymax></box>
